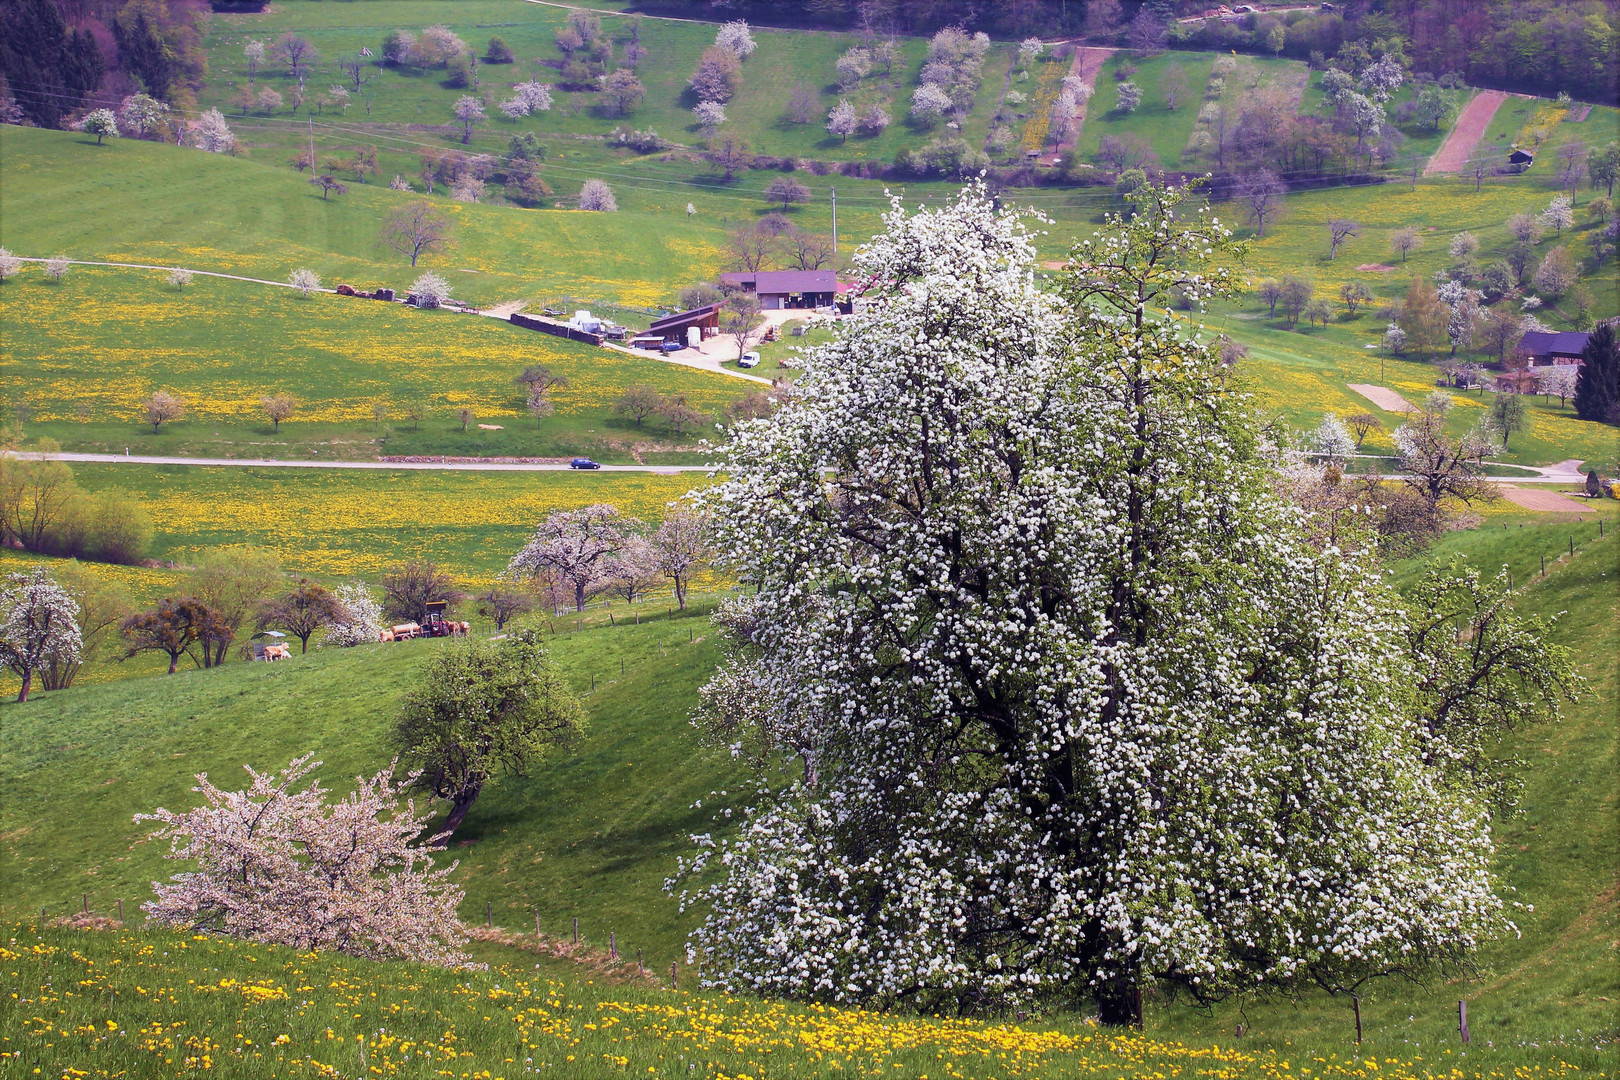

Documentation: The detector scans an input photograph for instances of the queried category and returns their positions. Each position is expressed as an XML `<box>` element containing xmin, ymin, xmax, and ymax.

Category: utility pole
<box><xmin>308</xmin><ymin>117</ymin><xmax>315</xmax><ymax>172</ymax></box>
<box><xmin>831</xmin><ymin>187</ymin><xmax>837</xmax><ymax>254</ymax></box>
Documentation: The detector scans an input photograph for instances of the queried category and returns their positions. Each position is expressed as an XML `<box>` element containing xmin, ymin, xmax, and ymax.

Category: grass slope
<box><xmin>2</xmin><ymin>524</ymin><xmax>1615</xmax><ymax>1068</ymax></box>
<box><xmin>0</xmin><ymin>604</ymin><xmax>733</xmax><ymax>966</ymax></box>
<box><xmin>0</xmin><ymin>264</ymin><xmax>747</xmax><ymax>462</ymax></box>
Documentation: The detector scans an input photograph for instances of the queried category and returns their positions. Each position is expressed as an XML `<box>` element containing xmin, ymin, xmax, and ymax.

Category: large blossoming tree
<box><xmin>676</xmin><ymin>182</ymin><xmax>1522</xmax><ymax>1024</ymax></box>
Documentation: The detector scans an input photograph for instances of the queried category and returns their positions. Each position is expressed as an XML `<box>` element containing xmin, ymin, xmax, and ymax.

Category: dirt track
<box><xmin>1347</xmin><ymin>383</ymin><xmax>1414</xmax><ymax>413</ymax></box>
<box><xmin>1425</xmin><ymin>90</ymin><xmax>1510</xmax><ymax>176</ymax></box>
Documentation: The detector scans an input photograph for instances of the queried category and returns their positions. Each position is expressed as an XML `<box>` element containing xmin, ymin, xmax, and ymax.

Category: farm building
<box><xmin>1520</xmin><ymin>330</ymin><xmax>1588</xmax><ymax>366</ymax></box>
<box><xmin>644</xmin><ymin>302</ymin><xmax>721</xmax><ymax>346</ymax></box>
<box><xmin>1508</xmin><ymin>148</ymin><xmax>1535</xmax><ymax>169</ymax></box>
<box><xmin>719</xmin><ymin>269</ymin><xmax>839</xmax><ymax>310</ymax></box>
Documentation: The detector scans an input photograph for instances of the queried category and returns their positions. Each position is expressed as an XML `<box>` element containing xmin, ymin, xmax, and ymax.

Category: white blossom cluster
<box><xmin>138</xmin><ymin>755</ymin><xmax>471</xmax><ymax>966</ymax></box>
<box><xmin>500</xmin><ymin>80</ymin><xmax>554</xmax><ymax>119</ymax></box>
<box><xmin>674</xmin><ymin>183</ymin><xmax>1506</xmax><ymax>1016</ymax></box>
<box><xmin>324</xmin><ymin>582</ymin><xmax>384</xmax><ymax>647</ymax></box>
<box><xmin>1</xmin><ymin>567</ymin><xmax>81</xmax><ymax>702</ymax></box>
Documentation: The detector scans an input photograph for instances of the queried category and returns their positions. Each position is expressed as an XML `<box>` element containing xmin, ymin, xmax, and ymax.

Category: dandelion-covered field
<box><xmin>0</xmin><ymin>266</ymin><xmax>749</xmax><ymax>462</ymax></box>
<box><xmin>59</xmin><ymin>463</ymin><xmax>708</xmax><ymax>580</ymax></box>
<box><xmin>0</xmin><ymin>922</ymin><xmax>1600</xmax><ymax>1080</ymax></box>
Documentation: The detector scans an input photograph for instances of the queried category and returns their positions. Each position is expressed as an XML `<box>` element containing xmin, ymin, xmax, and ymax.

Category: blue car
<box><xmin>659</xmin><ymin>341</ymin><xmax>684</xmax><ymax>353</ymax></box>
<box><xmin>569</xmin><ymin>458</ymin><xmax>601</xmax><ymax>470</ymax></box>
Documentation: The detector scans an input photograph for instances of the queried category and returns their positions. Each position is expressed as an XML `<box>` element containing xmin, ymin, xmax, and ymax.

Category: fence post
<box><xmin>486</xmin><ymin>901</ymin><xmax>492</xmax><ymax>927</ymax></box>
<box><xmin>117</xmin><ymin>899</ymin><xmax>123</xmax><ymax>923</ymax></box>
<box><xmin>1570</xmin><ymin>535</ymin><xmax>1575</xmax><ymax>556</ymax></box>
<box><xmin>610</xmin><ymin>932</ymin><xmax>617</xmax><ymax>960</ymax></box>
<box><xmin>1459</xmin><ymin>1000</ymin><xmax>1470</xmax><ymax>1043</ymax></box>
<box><xmin>638</xmin><ymin>948</ymin><xmax>643</xmax><ymax>975</ymax></box>
<box><xmin>1542</xmin><ymin>554</ymin><xmax>1546</xmax><ymax>576</ymax></box>
<box><xmin>671</xmin><ymin>961</ymin><xmax>678</xmax><ymax>990</ymax></box>
<box><xmin>1353</xmin><ymin>996</ymin><xmax>1362</xmax><ymax>1045</ymax></box>
<box><xmin>535</xmin><ymin>911</ymin><xmax>541</xmax><ymax>936</ymax></box>
<box><xmin>82</xmin><ymin>893</ymin><xmax>88</xmax><ymax>915</ymax></box>
<box><xmin>573</xmin><ymin>917</ymin><xmax>579</xmax><ymax>944</ymax></box>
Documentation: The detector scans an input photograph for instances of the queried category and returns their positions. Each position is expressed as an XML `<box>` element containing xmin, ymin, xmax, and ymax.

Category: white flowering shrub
<box><xmin>43</xmin><ymin>256</ymin><xmax>69</xmax><ymax>282</ymax></box>
<box><xmin>191</xmin><ymin>108</ymin><xmax>235</xmax><ymax>153</ymax></box>
<box><xmin>410</xmin><ymin>272</ymin><xmax>452</xmax><ymax>307</ymax></box>
<box><xmin>910</xmin><ymin>83</ymin><xmax>952</xmax><ymax>123</ymax></box>
<box><xmin>137</xmin><ymin>755</ymin><xmax>471</xmax><ymax>966</ymax></box>
<box><xmin>715</xmin><ymin>21</ymin><xmax>756</xmax><ymax>59</ymax></box>
<box><xmin>167</xmin><ymin>267</ymin><xmax>193</xmax><ymax>290</ymax></box>
<box><xmin>501</xmin><ymin>80</ymin><xmax>553</xmax><ymax>118</ymax></box>
<box><xmin>578</xmin><ymin>179</ymin><xmax>617</xmax><ymax>211</ymax></box>
<box><xmin>324</xmin><ymin>582</ymin><xmax>384</xmax><ymax>647</ymax></box>
<box><xmin>674</xmin><ymin>181</ymin><xmax>1507</xmax><ymax>1023</ymax></box>
<box><xmin>693</xmin><ymin>100</ymin><xmax>727</xmax><ymax>131</ymax></box>
<box><xmin>288</xmin><ymin>268</ymin><xmax>321</xmax><ymax>296</ymax></box>
<box><xmin>1384</xmin><ymin>322</ymin><xmax>1407</xmax><ymax>354</ymax></box>
<box><xmin>0</xmin><ymin>247</ymin><xmax>20</xmax><ymax>281</ymax></box>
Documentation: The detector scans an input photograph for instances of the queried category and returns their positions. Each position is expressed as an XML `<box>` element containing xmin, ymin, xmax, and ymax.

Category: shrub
<box><xmin>579</xmin><ymin>179</ymin><xmax>617</xmax><ymax>211</ymax></box>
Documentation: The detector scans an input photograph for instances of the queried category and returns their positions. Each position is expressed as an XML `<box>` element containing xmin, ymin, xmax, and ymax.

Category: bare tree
<box><xmin>1392</xmin><ymin>406</ymin><xmax>1497</xmax><ymax>522</ymax></box>
<box><xmin>122</xmin><ymin>598</ymin><xmax>221</xmax><ymax>674</ymax></box>
<box><xmin>727</xmin><ymin>224</ymin><xmax>778</xmax><ymax>273</ymax></box>
<box><xmin>1237</xmin><ymin>170</ymin><xmax>1286</xmax><ymax>238</ymax></box>
<box><xmin>766</xmin><ymin>175</ymin><xmax>811</xmax><ymax>211</ymax></box>
<box><xmin>1256</xmin><ymin>278</ymin><xmax>1284</xmax><ymax>319</ymax></box>
<box><xmin>1162</xmin><ymin>63</ymin><xmax>1187</xmax><ymax>111</ymax></box>
<box><xmin>707</xmin><ymin>134</ymin><xmax>751</xmax><ymax>181</ymax></box>
<box><xmin>380</xmin><ymin>559</ymin><xmax>461</xmax><ymax>623</ymax></box>
<box><xmin>1339</xmin><ymin>281</ymin><xmax>1372</xmax><ymax>316</ymax></box>
<box><xmin>381</xmin><ymin>202</ymin><xmax>454</xmax><ymax>267</ymax></box>
<box><xmin>517</xmin><ymin>365</ymin><xmax>567</xmax><ymax>427</ymax></box>
<box><xmin>722</xmin><ymin>293</ymin><xmax>763</xmax><ymax>360</ymax></box>
<box><xmin>144</xmin><ymin>391</ymin><xmax>184</xmax><ymax>433</ymax></box>
<box><xmin>1346</xmin><ymin>412</ymin><xmax>1382</xmax><ymax>449</ymax></box>
<box><xmin>476</xmin><ymin>587</ymin><xmax>533</xmax><ymax>629</ymax></box>
<box><xmin>660</xmin><ymin>395</ymin><xmax>710</xmax><ymax>437</ymax></box>
<box><xmin>785</xmin><ymin>83</ymin><xmax>815</xmax><ymax>124</ymax></box>
<box><xmin>258</xmin><ymin>580</ymin><xmax>342</xmax><ymax>653</ymax></box>
<box><xmin>1327</xmin><ymin>219</ymin><xmax>1360</xmax><ymax>259</ymax></box>
<box><xmin>1389</xmin><ymin>225</ymin><xmax>1420</xmax><ymax>262</ymax></box>
<box><xmin>277</xmin><ymin>33</ymin><xmax>317</xmax><ymax>80</ymax></box>
<box><xmin>602</xmin><ymin>537</ymin><xmax>662</xmax><ymax>604</ymax></box>
<box><xmin>613</xmin><ymin>385</ymin><xmax>666</xmax><ymax>428</ymax></box>
<box><xmin>786</xmin><ymin>229</ymin><xmax>834</xmax><ymax>271</ymax></box>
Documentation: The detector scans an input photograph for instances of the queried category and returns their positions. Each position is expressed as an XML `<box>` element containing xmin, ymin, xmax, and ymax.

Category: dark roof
<box><xmin>1508</xmin><ymin>148</ymin><xmax>1534</xmax><ymax>163</ymax></box>
<box><xmin>1520</xmin><ymin>330</ymin><xmax>1589</xmax><ymax>357</ymax></box>
<box><xmin>718</xmin><ymin>269</ymin><xmax>838</xmax><ymax>293</ymax></box>
<box><xmin>648</xmin><ymin>303</ymin><xmax>720</xmax><ymax>332</ymax></box>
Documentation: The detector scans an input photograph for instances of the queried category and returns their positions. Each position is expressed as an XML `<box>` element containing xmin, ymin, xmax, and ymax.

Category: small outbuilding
<box><xmin>1508</xmin><ymin>148</ymin><xmax>1535</xmax><ymax>170</ymax></box>
<box><xmin>645</xmin><ymin>302</ymin><xmax>721</xmax><ymax>345</ymax></box>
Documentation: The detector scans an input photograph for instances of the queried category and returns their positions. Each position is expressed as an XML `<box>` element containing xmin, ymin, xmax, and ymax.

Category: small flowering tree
<box><xmin>1</xmin><ymin>568</ymin><xmax>81</xmax><ymax>703</ymax></box>
<box><xmin>191</xmin><ymin>108</ymin><xmax>236</xmax><ymax>153</ymax></box>
<box><xmin>910</xmin><ymin>83</ymin><xmax>952</xmax><ymax>124</ymax></box>
<box><xmin>826</xmin><ymin>99</ymin><xmax>856</xmax><ymax>142</ymax></box>
<box><xmin>80</xmin><ymin>108</ymin><xmax>119</xmax><ymax>144</ymax></box>
<box><xmin>693</xmin><ymin>100</ymin><xmax>726</xmax><ymax>137</ymax></box>
<box><xmin>578</xmin><ymin>179</ymin><xmax>617</xmax><ymax>211</ymax></box>
<box><xmin>410</xmin><ymin>272</ymin><xmax>452</xmax><ymax>308</ymax></box>
<box><xmin>507</xmin><ymin>504</ymin><xmax>637</xmax><ymax>611</ymax></box>
<box><xmin>501</xmin><ymin>80</ymin><xmax>553</xmax><ymax>118</ymax></box>
<box><xmin>1539</xmin><ymin>194</ymin><xmax>1574</xmax><ymax>237</ymax></box>
<box><xmin>137</xmin><ymin>755</ymin><xmax>472</xmax><ymax>966</ymax></box>
<box><xmin>1384</xmin><ymin>321</ymin><xmax>1407</xmax><ymax>354</ymax></box>
<box><xmin>43</xmin><ymin>256</ymin><xmax>70</xmax><ymax>282</ymax></box>
<box><xmin>452</xmin><ymin>95</ymin><xmax>486</xmax><ymax>144</ymax></box>
<box><xmin>650</xmin><ymin>509</ymin><xmax>713</xmax><ymax>610</ymax></box>
<box><xmin>167</xmin><ymin>267</ymin><xmax>193</xmax><ymax>290</ymax></box>
<box><xmin>715</xmin><ymin>21</ymin><xmax>756</xmax><ymax>60</ymax></box>
<box><xmin>676</xmin><ymin>180</ymin><xmax>1511</xmax><ymax>1025</ymax></box>
<box><xmin>1311</xmin><ymin>412</ymin><xmax>1356</xmax><ymax>466</ymax></box>
<box><xmin>0</xmin><ymin>247</ymin><xmax>20</xmax><ymax>282</ymax></box>
<box><xmin>324</xmin><ymin>582</ymin><xmax>385</xmax><ymax>646</ymax></box>
<box><xmin>288</xmin><ymin>268</ymin><xmax>321</xmax><ymax>296</ymax></box>
<box><xmin>1115</xmin><ymin>80</ymin><xmax>1142</xmax><ymax>112</ymax></box>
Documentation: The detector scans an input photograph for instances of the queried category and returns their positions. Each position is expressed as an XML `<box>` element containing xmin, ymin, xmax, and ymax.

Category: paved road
<box><xmin>13</xmin><ymin>451</ymin><xmax>1591</xmax><ymax>486</ymax></box>
<box><xmin>29</xmin><ymin>451</ymin><xmax>713</xmax><ymax>474</ymax></box>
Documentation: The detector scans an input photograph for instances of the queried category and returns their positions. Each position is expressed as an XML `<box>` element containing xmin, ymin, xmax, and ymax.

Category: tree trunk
<box><xmin>167</xmin><ymin>653</ymin><xmax>178</xmax><ymax>674</ymax></box>
<box><xmin>1095</xmin><ymin>973</ymin><xmax>1143</xmax><ymax>1028</ymax></box>
<box><xmin>441</xmin><ymin>788</ymin><xmax>481</xmax><ymax>837</ymax></box>
<box><xmin>575</xmin><ymin>581</ymin><xmax>587</xmax><ymax>612</ymax></box>
<box><xmin>16</xmin><ymin>668</ymin><xmax>31</xmax><ymax>703</ymax></box>
<box><xmin>675</xmin><ymin>578</ymin><xmax>687</xmax><ymax>610</ymax></box>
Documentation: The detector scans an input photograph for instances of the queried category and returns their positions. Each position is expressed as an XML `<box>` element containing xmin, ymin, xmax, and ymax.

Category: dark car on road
<box><xmin>569</xmin><ymin>458</ymin><xmax>602</xmax><ymax>470</ymax></box>
<box><xmin>659</xmin><ymin>341</ymin><xmax>684</xmax><ymax>353</ymax></box>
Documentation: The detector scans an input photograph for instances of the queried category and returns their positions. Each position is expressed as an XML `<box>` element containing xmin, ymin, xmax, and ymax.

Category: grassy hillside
<box><xmin>0</xmin><ymin>264</ymin><xmax>749</xmax><ymax>462</ymax></box>
<box><xmin>3</xmin><ymin>524</ymin><xmax>1615</xmax><ymax>1067</ymax></box>
<box><xmin>0</xmin><ymin>604</ymin><xmax>734</xmax><ymax>964</ymax></box>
